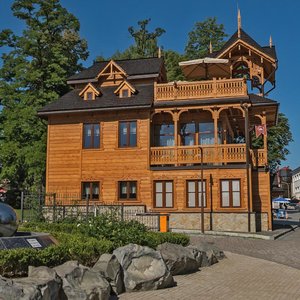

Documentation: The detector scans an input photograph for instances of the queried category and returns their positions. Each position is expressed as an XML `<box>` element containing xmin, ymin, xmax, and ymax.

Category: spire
<box><xmin>238</xmin><ymin>9</ymin><xmax>242</xmax><ymax>38</ymax></box>
<box><xmin>209</xmin><ymin>41</ymin><xmax>213</xmax><ymax>54</ymax></box>
<box><xmin>158</xmin><ymin>46</ymin><xmax>162</xmax><ymax>58</ymax></box>
<box><xmin>269</xmin><ymin>35</ymin><xmax>273</xmax><ymax>48</ymax></box>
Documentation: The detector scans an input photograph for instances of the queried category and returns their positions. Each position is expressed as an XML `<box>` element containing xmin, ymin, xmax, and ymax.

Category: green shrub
<box><xmin>142</xmin><ymin>232</ymin><xmax>190</xmax><ymax>249</ymax></box>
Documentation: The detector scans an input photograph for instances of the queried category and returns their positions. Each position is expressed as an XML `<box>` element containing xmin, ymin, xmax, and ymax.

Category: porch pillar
<box><xmin>173</xmin><ymin>111</ymin><xmax>179</xmax><ymax>165</ymax></box>
<box><xmin>213</xmin><ymin>109</ymin><xmax>219</xmax><ymax>163</ymax></box>
<box><xmin>262</xmin><ymin>114</ymin><xmax>268</xmax><ymax>163</ymax></box>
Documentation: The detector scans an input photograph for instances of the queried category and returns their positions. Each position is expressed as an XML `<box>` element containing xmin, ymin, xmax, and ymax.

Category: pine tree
<box><xmin>0</xmin><ymin>0</ymin><xmax>88</xmax><ymax>190</ymax></box>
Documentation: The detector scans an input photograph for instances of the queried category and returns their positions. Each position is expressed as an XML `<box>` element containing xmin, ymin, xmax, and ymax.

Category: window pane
<box><xmin>156</xmin><ymin>182</ymin><xmax>162</xmax><ymax>193</ymax></box>
<box><xmin>156</xmin><ymin>193</ymin><xmax>163</xmax><ymax>207</ymax></box>
<box><xmin>130</xmin><ymin>122</ymin><xmax>137</xmax><ymax>146</ymax></box>
<box><xmin>180</xmin><ymin>123</ymin><xmax>195</xmax><ymax>146</ymax></box>
<box><xmin>188</xmin><ymin>192</ymin><xmax>196</xmax><ymax>207</ymax></box>
<box><xmin>84</xmin><ymin>124</ymin><xmax>92</xmax><ymax>148</ymax></box>
<box><xmin>222</xmin><ymin>192</ymin><xmax>230</xmax><ymax>207</ymax></box>
<box><xmin>165</xmin><ymin>193</ymin><xmax>173</xmax><ymax>207</ymax></box>
<box><xmin>232</xmin><ymin>180</ymin><xmax>240</xmax><ymax>192</ymax></box>
<box><xmin>87</xmin><ymin>92</ymin><xmax>93</xmax><ymax>100</ymax></box>
<box><xmin>119</xmin><ymin>122</ymin><xmax>127</xmax><ymax>147</ymax></box>
<box><xmin>129</xmin><ymin>182</ymin><xmax>137</xmax><ymax>199</ymax></box>
<box><xmin>198</xmin><ymin>181</ymin><xmax>205</xmax><ymax>192</ymax></box>
<box><xmin>119</xmin><ymin>182</ymin><xmax>127</xmax><ymax>199</ymax></box>
<box><xmin>221</xmin><ymin>181</ymin><xmax>229</xmax><ymax>192</ymax></box>
<box><xmin>232</xmin><ymin>192</ymin><xmax>240</xmax><ymax>207</ymax></box>
<box><xmin>166</xmin><ymin>182</ymin><xmax>173</xmax><ymax>193</ymax></box>
<box><xmin>92</xmin><ymin>182</ymin><xmax>99</xmax><ymax>200</ymax></box>
<box><xmin>94</xmin><ymin>124</ymin><xmax>100</xmax><ymax>148</ymax></box>
<box><xmin>188</xmin><ymin>181</ymin><xmax>195</xmax><ymax>193</ymax></box>
<box><xmin>82</xmin><ymin>182</ymin><xmax>90</xmax><ymax>200</ymax></box>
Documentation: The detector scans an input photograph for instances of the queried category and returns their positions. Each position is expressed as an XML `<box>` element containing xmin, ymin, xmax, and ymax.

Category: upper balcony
<box><xmin>154</xmin><ymin>78</ymin><xmax>247</xmax><ymax>102</ymax></box>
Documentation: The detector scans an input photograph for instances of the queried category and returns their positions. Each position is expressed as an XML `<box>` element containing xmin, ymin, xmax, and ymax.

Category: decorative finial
<box><xmin>238</xmin><ymin>9</ymin><xmax>242</xmax><ymax>38</ymax></box>
<box><xmin>269</xmin><ymin>35</ymin><xmax>273</xmax><ymax>48</ymax></box>
<box><xmin>158</xmin><ymin>47</ymin><xmax>162</xmax><ymax>58</ymax></box>
<box><xmin>209</xmin><ymin>41</ymin><xmax>213</xmax><ymax>54</ymax></box>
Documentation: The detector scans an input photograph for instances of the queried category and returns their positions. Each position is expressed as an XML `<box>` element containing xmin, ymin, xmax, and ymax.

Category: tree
<box><xmin>185</xmin><ymin>17</ymin><xmax>227</xmax><ymax>59</ymax></box>
<box><xmin>252</xmin><ymin>112</ymin><xmax>293</xmax><ymax>174</ymax></box>
<box><xmin>96</xmin><ymin>18</ymin><xmax>166</xmax><ymax>62</ymax></box>
<box><xmin>163</xmin><ymin>50</ymin><xmax>185</xmax><ymax>81</ymax></box>
<box><xmin>0</xmin><ymin>0</ymin><xmax>88</xmax><ymax>190</ymax></box>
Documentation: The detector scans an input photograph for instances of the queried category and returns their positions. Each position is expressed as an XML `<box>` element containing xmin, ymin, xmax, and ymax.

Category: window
<box><xmin>119</xmin><ymin>181</ymin><xmax>137</xmax><ymax>200</ymax></box>
<box><xmin>186</xmin><ymin>180</ymin><xmax>206</xmax><ymax>207</ymax></box>
<box><xmin>221</xmin><ymin>179</ymin><xmax>241</xmax><ymax>207</ymax></box>
<box><xmin>119</xmin><ymin>121</ymin><xmax>137</xmax><ymax>147</ymax></box>
<box><xmin>86</xmin><ymin>92</ymin><xmax>94</xmax><ymax>100</ymax></box>
<box><xmin>121</xmin><ymin>89</ymin><xmax>129</xmax><ymax>98</ymax></box>
<box><xmin>82</xmin><ymin>182</ymin><xmax>100</xmax><ymax>200</ymax></box>
<box><xmin>154</xmin><ymin>181</ymin><xmax>173</xmax><ymax>208</ymax></box>
<box><xmin>154</xmin><ymin>124</ymin><xmax>174</xmax><ymax>146</ymax></box>
<box><xmin>180</xmin><ymin>123</ymin><xmax>196</xmax><ymax>146</ymax></box>
<box><xmin>83</xmin><ymin>124</ymin><xmax>100</xmax><ymax>149</ymax></box>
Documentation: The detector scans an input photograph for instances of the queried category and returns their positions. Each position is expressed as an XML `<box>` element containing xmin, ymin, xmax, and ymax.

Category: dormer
<box><xmin>114</xmin><ymin>81</ymin><xmax>136</xmax><ymax>98</ymax></box>
<box><xmin>79</xmin><ymin>83</ymin><xmax>101</xmax><ymax>100</ymax></box>
<box><xmin>97</xmin><ymin>60</ymin><xmax>127</xmax><ymax>86</ymax></box>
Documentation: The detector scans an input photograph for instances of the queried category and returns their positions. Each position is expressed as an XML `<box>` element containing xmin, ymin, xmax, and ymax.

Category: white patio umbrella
<box><xmin>179</xmin><ymin>57</ymin><xmax>230</xmax><ymax>80</ymax></box>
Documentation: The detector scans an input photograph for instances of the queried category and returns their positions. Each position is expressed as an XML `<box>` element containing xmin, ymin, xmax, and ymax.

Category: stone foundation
<box><xmin>169</xmin><ymin>212</ymin><xmax>269</xmax><ymax>233</ymax></box>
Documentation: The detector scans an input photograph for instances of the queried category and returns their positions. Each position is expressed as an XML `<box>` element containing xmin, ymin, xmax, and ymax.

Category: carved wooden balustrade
<box><xmin>150</xmin><ymin>144</ymin><xmax>267</xmax><ymax>167</ymax></box>
<box><xmin>154</xmin><ymin>78</ymin><xmax>247</xmax><ymax>101</ymax></box>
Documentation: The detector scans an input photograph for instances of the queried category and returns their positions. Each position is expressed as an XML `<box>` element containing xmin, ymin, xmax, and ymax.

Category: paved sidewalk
<box><xmin>119</xmin><ymin>252</ymin><xmax>300</xmax><ymax>300</ymax></box>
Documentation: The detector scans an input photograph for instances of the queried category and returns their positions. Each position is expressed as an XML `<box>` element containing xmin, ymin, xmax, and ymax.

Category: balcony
<box><xmin>154</xmin><ymin>78</ymin><xmax>247</xmax><ymax>101</ymax></box>
<box><xmin>150</xmin><ymin>145</ymin><xmax>266</xmax><ymax>167</ymax></box>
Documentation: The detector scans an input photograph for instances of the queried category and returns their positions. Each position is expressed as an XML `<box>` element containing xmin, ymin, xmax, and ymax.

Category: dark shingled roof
<box><xmin>210</xmin><ymin>29</ymin><xmax>277</xmax><ymax>60</ymax></box>
<box><xmin>68</xmin><ymin>57</ymin><xmax>164</xmax><ymax>81</ymax></box>
<box><xmin>38</xmin><ymin>83</ymin><xmax>154</xmax><ymax>114</ymax></box>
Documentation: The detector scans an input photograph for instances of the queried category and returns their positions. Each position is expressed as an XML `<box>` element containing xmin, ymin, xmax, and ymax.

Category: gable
<box><xmin>114</xmin><ymin>81</ymin><xmax>137</xmax><ymax>98</ymax></box>
<box><xmin>79</xmin><ymin>83</ymin><xmax>101</xmax><ymax>100</ymax></box>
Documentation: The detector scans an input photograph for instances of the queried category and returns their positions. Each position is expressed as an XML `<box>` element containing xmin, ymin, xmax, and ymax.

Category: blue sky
<box><xmin>0</xmin><ymin>0</ymin><xmax>299</xmax><ymax>170</ymax></box>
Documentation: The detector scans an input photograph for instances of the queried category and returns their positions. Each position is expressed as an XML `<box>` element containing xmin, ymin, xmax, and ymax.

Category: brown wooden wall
<box><xmin>46</xmin><ymin>111</ymin><xmax>271</xmax><ymax>216</ymax></box>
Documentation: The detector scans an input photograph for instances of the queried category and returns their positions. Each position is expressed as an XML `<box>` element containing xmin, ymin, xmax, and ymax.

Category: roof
<box><xmin>154</xmin><ymin>93</ymin><xmax>278</xmax><ymax>108</ymax></box>
<box><xmin>210</xmin><ymin>29</ymin><xmax>277</xmax><ymax>60</ymax></box>
<box><xmin>292</xmin><ymin>167</ymin><xmax>300</xmax><ymax>176</ymax></box>
<box><xmin>67</xmin><ymin>57</ymin><xmax>164</xmax><ymax>81</ymax></box>
<box><xmin>38</xmin><ymin>83</ymin><xmax>154</xmax><ymax>115</ymax></box>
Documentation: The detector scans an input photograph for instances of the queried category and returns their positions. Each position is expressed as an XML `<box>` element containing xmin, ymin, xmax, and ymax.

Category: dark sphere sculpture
<box><xmin>0</xmin><ymin>203</ymin><xmax>18</xmax><ymax>237</ymax></box>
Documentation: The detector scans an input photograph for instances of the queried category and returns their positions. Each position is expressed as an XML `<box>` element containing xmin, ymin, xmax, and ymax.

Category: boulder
<box><xmin>93</xmin><ymin>253</ymin><xmax>124</xmax><ymax>295</ymax></box>
<box><xmin>0</xmin><ymin>277</ymin><xmax>27</xmax><ymax>300</ymax></box>
<box><xmin>113</xmin><ymin>244</ymin><xmax>175</xmax><ymax>292</ymax></box>
<box><xmin>53</xmin><ymin>260</ymin><xmax>111</xmax><ymax>300</ymax></box>
<box><xmin>157</xmin><ymin>243</ymin><xmax>201</xmax><ymax>275</ymax></box>
<box><xmin>190</xmin><ymin>241</ymin><xmax>225</xmax><ymax>259</ymax></box>
<box><xmin>13</xmin><ymin>266</ymin><xmax>62</xmax><ymax>300</ymax></box>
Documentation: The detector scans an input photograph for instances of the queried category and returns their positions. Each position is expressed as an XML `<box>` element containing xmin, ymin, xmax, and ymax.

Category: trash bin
<box><xmin>277</xmin><ymin>209</ymin><xmax>286</xmax><ymax>219</ymax></box>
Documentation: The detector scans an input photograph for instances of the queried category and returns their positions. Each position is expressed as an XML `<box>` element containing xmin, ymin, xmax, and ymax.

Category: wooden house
<box><xmin>38</xmin><ymin>16</ymin><xmax>278</xmax><ymax>232</ymax></box>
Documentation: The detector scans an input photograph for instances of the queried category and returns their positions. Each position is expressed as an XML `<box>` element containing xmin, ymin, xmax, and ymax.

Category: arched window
<box><xmin>232</xmin><ymin>62</ymin><xmax>250</xmax><ymax>79</ymax></box>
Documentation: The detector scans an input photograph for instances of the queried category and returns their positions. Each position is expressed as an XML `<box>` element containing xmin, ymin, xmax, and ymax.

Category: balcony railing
<box><xmin>150</xmin><ymin>144</ymin><xmax>266</xmax><ymax>167</ymax></box>
<box><xmin>154</xmin><ymin>78</ymin><xmax>247</xmax><ymax>101</ymax></box>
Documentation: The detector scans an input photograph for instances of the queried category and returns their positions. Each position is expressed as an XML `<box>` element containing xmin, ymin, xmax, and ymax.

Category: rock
<box><xmin>157</xmin><ymin>243</ymin><xmax>200</xmax><ymax>275</ymax></box>
<box><xmin>93</xmin><ymin>253</ymin><xmax>124</xmax><ymax>295</ymax></box>
<box><xmin>53</xmin><ymin>260</ymin><xmax>110</xmax><ymax>300</ymax></box>
<box><xmin>0</xmin><ymin>277</ymin><xmax>26</xmax><ymax>300</ymax></box>
<box><xmin>191</xmin><ymin>241</ymin><xmax>225</xmax><ymax>260</ymax></box>
<box><xmin>13</xmin><ymin>266</ymin><xmax>62</xmax><ymax>300</ymax></box>
<box><xmin>188</xmin><ymin>241</ymin><xmax>225</xmax><ymax>267</ymax></box>
<box><xmin>113</xmin><ymin>244</ymin><xmax>175</xmax><ymax>292</ymax></box>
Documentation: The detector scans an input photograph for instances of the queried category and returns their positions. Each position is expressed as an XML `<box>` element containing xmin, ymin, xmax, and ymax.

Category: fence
<box><xmin>20</xmin><ymin>192</ymin><xmax>162</xmax><ymax>231</ymax></box>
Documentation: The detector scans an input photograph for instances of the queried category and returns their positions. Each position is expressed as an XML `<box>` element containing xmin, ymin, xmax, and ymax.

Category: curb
<box><xmin>171</xmin><ymin>225</ymin><xmax>298</xmax><ymax>240</ymax></box>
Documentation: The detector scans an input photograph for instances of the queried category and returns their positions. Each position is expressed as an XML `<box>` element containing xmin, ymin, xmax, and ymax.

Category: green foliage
<box><xmin>251</xmin><ymin>112</ymin><xmax>293</xmax><ymax>173</ymax></box>
<box><xmin>185</xmin><ymin>17</ymin><xmax>227</xmax><ymax>59</ymax></box>
<box><xmin>0</xmin><ymin>0</ymin><xmax>88</xmax><ymax>189</ymax></box>
<box><xmin>143</xmin><ymin>231</ymin><xmax>190</xmax><ymax>249</ymax></box>
<box><xmin>163</xmin><ymin>50</ymin><xmax>185</xmax><ymax>81</ymax></box>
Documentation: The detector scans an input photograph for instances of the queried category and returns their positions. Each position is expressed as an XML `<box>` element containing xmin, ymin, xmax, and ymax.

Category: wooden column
<box><xmin>213</xmin><ymin>110</ymin><xmax>219</xmax><ymax>163</ymax></box>
<box><xmin>173</xmin><ymin>112</ymin><xmax>179</xmax><ymax>165</ymax></box>
<box><xmin>262</xmin><ymin>114</ymin><xmax>267</xmax><ymax>164</ymax></box>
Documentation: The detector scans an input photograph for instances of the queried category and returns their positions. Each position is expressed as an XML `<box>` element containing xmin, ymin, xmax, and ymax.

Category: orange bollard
<box><xmin>159</xmin><ymin>215</ymin><xmax>169</xmax><ymax>232</ymax></box>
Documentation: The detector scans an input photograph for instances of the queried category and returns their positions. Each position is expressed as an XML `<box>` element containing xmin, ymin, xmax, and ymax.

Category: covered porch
<box><xmin>150</xmin><ymin>105</ymin><xmax>268</xmax><ymax>167</ymax></box>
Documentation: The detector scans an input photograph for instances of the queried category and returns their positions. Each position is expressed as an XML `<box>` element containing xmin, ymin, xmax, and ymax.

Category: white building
<box><xmin>292</xmin><ymin>167</ymin><xmax>300</xmax><ymax>199</ymax></box>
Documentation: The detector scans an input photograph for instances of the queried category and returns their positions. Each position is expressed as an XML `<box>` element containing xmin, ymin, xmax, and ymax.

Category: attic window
<box><xmin>86</xmin><ymin>92</ymin><xmax>94</xmax><ymax>100</ymax></box>
<box><xmin>121</xmin><ymin>89</ymin><xmax>129</xmax><ymax>98</ymax></box>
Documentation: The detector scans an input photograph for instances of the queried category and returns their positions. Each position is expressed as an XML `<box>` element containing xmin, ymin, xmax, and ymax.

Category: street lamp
<box><xmin>199</xmin><ymin>146</ymin><xmax>204</xmax><ymax>234</ymax></box>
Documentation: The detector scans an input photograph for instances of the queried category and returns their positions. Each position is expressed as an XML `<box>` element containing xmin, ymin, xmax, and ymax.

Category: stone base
<box><xmin>169</xmin><ymin>212</ymin><xmax>269</xmax><ymax>233</ymax></box>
